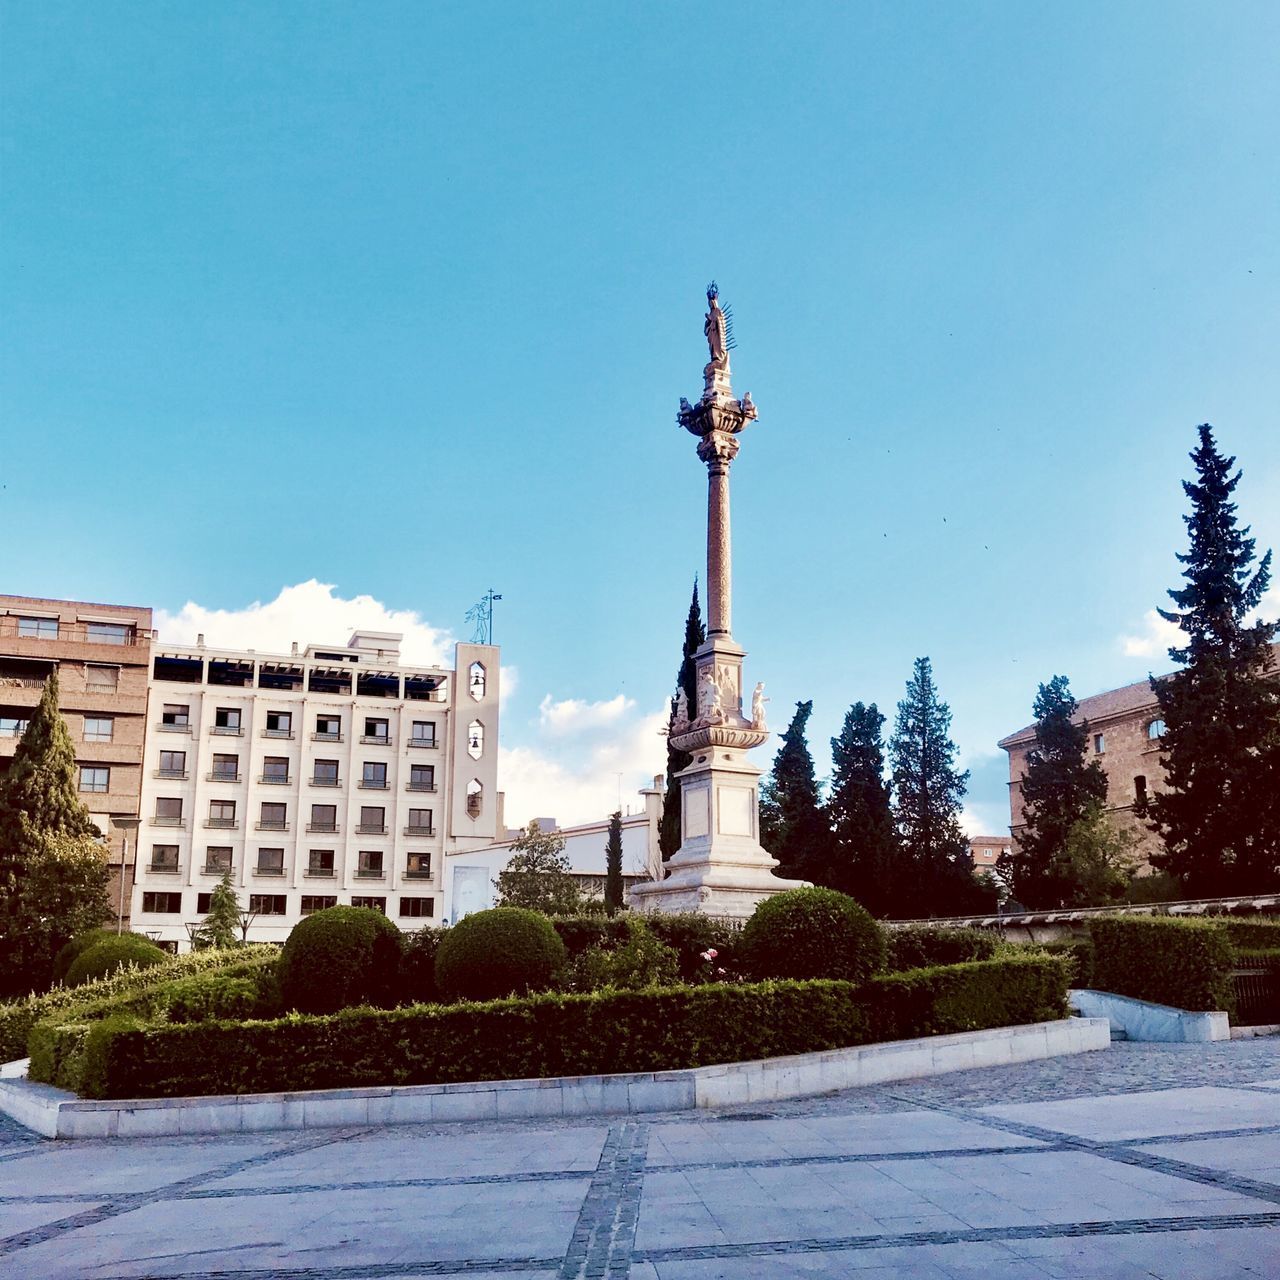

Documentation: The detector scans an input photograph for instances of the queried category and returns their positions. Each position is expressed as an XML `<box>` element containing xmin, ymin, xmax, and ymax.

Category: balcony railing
<box><xmin>305</xmin><ymin>868</ymin><xmax>336</xmax><ymax>879</ymax></box>
<box><xmin>261</xmin><ymin>728</ymin><xmax>295</xmax><ymax>739</ymax></box>
<box><xmin>154</xmin><ymin>769</ymin><xmax>188</xmax><ymax>780</ymax></box>
<box><xmin>311</xmin><ymin>730</ymin><xmax>343</xmax><ymax>742</ymax></box>
<box><xmin>359</xmin><ymin>779</ymin><xmax>389</xmax><ymax>790</ymax></box>
<box><xmin>204</xmin><ymin>817</ymin><xmax>238</xmax><ymax>829</ymax></box>
<box><xmin>147</xmin><ymin>862</ymin><xmax>180</xmax><ymax>874</ymax></box>
<box><xmin>0</xmin><ymin>676</ymin><xmax>46</xmax><ymax>690</ymax></box>
<box><xmin>355</xmin><ymin>823</ymin><xmax>387</xmax><ymax>835</ymax></box>
<box><xmin>356</xmin><ymin>868</ymin><xmax>385</xmax><ymax>879</ymax></box>
<box><xmin>404</xmin><ymin>867</ymin><xmax>433</xmax><ymax>880</ymax></box>
<box><xmin>306</xmin><ymin>822</ymin><xmax>338</xmax><ymax>833</ymax></box>
<box><xmin>0</xmin><ymin>617</ymin><xmax>148</xmax><ymax>647</ymax></box>
<box><xmin>210</xmin><ymin>725</ymin><xmax>243</xmax><ymax>737</ymax></box>
<box><xmin>202</xmin><ymin>863</ymin><xmax>234</xmax><ymax>876</ymax></box>
<box><xmin>156</xmin><ymin>722</ymin><xmax>191</xmax><ymax>734</ymax></box>
<box><xmin>403</xmin><ymin>825</ymin><xmax>435</xmax><ymax>837</ymax></box>
<box><xmin>206</xmin><ymin>771</ymin><xmax>241</xmax><ymax>783</ymax></box>
<box><xmin>254</xmin><ymin>866</ymin><xmax>286</xmax><ymax>877</ymax></box>
<box><xmin>259</xmin><ymin>774</ymin><xmax>291</xmax><ymax>786</ymax></box>
<box><xmin>255</xmin><ymin>820</ymin><xmax>289</xmax><ymax>831</ymax></box>
<box><xmin>310</xmin><ymin>776</ymin><xmax>340</xmax><ymax>787</ymax></box>
<box><xmin>408</xmin><ymin>738</ymin><xmax>438</xmax><ymax>750</ymax></box>
<box><xmin>152</xmin><ymin>815</ymin><xmax>185</xmax><ymax>827</ymax></box>
<box><xmin>359</xmin><ymin>734</ymin><xmax>391</xmax><ymax>746</ymax></box>
<box><xmin>406</xmin><ymin>782</ymin><xmax>437</xmax><ymax>793</ymax></box>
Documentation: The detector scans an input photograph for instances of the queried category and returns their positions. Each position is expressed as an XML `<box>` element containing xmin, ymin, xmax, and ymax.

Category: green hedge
<box><xmin>1222</xmin><ymin>918</ymin><xmax>1280</xmax><ymax>951</ymax></box>
<box><xmin>65</xmin><ymin>935</ymin><xmax>169</xmax><ymax>988</ymax></box>
<box><xmin>1089</xmin><ymin>916</ymin><xmax>1235</xmax><ymax>1013</ymax></box>
<box><xmin>550</xmin><ymin>914</ymin><xmax>740</xmax><ymax>980</ymax></box>
<box><xmin>1035</xmin><ymin>937</ymin><xmax>1095</xmax><ymax>989</ymax></box>
<box><xmin>0</xmin><ymin>947</ymin><xmax>276</xmax><ymax>1062</ymax></box>
<box><xmin>886</xmin><ymin>926</ymin><xmax>999</xmax><ymax>971</ymax></box>
<box><xmin>31</xmin><ymin>953</ymin><xmax>1068</xmax><ymax>1100</ymax></box>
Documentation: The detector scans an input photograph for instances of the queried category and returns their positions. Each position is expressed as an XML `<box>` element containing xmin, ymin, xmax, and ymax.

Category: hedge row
<box><xmin>550</xmin><ymin>914</ymin><xmax>740</xmax><ymax>979</ymax></box>
<box><xmin>0</xmin><ymin>947</ymin><xmax>277</xmax><ymax>1062</ymax></box>
<box><xmin>885</xmin><ymin>927</ymin><xmax>999</xmax><ymax>971</ymax></box>
<box><xmin>1222</xmin><ymin>918</ymin><xmax>1280</xmax><ymax>951</ymax></box>
<box><xmin>1089</xmin><ymin>916</ymin><xmax>1235</xmax><ymax>1013</ymax></box>
<box><xmin>31</xmin><ymin>954</ymin><xmax>1069</xmax><ymax>1100</ymax></box>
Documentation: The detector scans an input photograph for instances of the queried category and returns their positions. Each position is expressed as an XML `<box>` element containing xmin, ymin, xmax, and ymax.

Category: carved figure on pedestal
<box><xmin>716</xmin><ymin>663</ymin><xmax>739</xmax><ymax>715</ymax></box>
<box><xmin>673</xmin><ymin>687</ymin><xmax>690</xmax><ymax>730</ymax></box>
<box><xmin>751</xmin><ymin>682</ymin><xmax>769</xmax><ymax>731</ymax></box>
<box><xmin>704</xmin><ymin>283</ymin><xmax>729</xmax><ymax>370</ymax></box>
<box><xmin>698</xmin><ymin>666</ymin><xmax>725</xmax><ymax>725</ymax></box>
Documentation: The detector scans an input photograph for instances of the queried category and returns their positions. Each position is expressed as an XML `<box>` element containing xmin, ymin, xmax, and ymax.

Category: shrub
<box><xmin>164</xmin><ymin>975</ymin><xmax>261</xmax><ymax>1024</ymax></box>
<box><xmin>277</xmin><ymin>907</ymin><xmax>402</xmax><ymax>1015</ymax></box>
<box><xmin>1035</xmin><ymin>937</ymin><xmax>1095</xmax><ymax>988</ymax></box>
<box><xmin>740</xmin><ymin>888</ymin><xmax>885</xmax><ymax>983</ymax></box>
<box><xmin>1223</xmin><ymin>918</ymin><xmax>1280</xmax><ymax>952</ymax></box>
<box><xmin>36</xmin><ymin>954</ymin><xmax>1069</xmax><ymax>1100</ymax></box>
<box><xmin>435</xmin><ymin>908</ymin><xmax>567</xmax><ymax>1002</ymax></box>
<box><xmin>398</xmin><ymin>926</ymin><xmax>447</xmax><ymax>1005</ymax></box>
<box><xmin>570</xmin><ymin>919</ymin><xmax>680</xmax><ymax>991</ymax></box>
<box><xmin>887</xmin><ymin>926</ymin><xmax>999</xmax><ymax>971</ymax></box>
<box><xmin>65</xmin><ymin>935</ymin><xmax>168</xmax><ymax>988</ymax></box>
<box><xmin>52</xmin><ymin>929</ymin><xmax>122</xmax><ymax>985</ymax></box>
<box><xmin>1090</xmin><ymin>916</ymin><xmax>1234</xmax><ymax>1013</ymax></box>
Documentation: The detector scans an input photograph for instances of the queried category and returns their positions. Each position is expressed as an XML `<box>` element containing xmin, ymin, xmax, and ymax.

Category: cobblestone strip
<box><xmin>633</xmin><ymin>1209</ymin><xmax>1280</xmax><ymax>1265</ymax></box>
<box><xmin>557</xmin><ymin>1120</ymin><xmax>648</xmax><ymax>1280</ymax></box>
<box><xmin>656</xmin><ymin>1141</ymin><xmax>1066</xmax><ymax>1174</ymax></box>
<box><xmin>113</xmin><ymin>1260</ymin><xmax>562</xmax><ymax>1279</ymax></box>
<box><xmin>888</xmin><ymin>1095</ymin><xmax>1280</xmax><ymax>1207</ymax></box>
<box><xmin>0</xmin><ymin>1127</ymin><xmax>371</xmax><ymax>1258</ymax></box>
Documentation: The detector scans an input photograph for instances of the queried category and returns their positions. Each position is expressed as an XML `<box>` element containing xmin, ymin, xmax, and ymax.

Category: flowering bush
<box><xmin>570</xmin><ymin>919</ymin><xmax>679</xmax><ymax>991</ymax></box>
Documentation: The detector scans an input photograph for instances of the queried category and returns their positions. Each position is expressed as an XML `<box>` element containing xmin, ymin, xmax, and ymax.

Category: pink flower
<box><xmin>700</xmin><ymin>947</ymin><xmax>718</xmax><ymax>961</ymax></box>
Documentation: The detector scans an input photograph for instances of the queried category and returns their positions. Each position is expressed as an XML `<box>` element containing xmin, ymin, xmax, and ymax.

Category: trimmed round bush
<box><xmin>65</xmin><ymin>935</ymin><xmax>169</xmax><ymax>988</ymax></box>
<box><xmin>52</xmin><ymin>928</ymin><xmax>120</xmax><ymax>985</ymax></box>
<box><xmin>740</xmin><ymin>888</ymin><xmax>886</xmax><ymax>983</ymax></box>
<box><xmin>277</xmin><ymin>906</ymin><xmax>403</xmax><ymax>1015</ymax></box>
<box><xmin>434</xmin><ymin>907</ymin><xmax>567</xmax><ymax>1002</ymax></box>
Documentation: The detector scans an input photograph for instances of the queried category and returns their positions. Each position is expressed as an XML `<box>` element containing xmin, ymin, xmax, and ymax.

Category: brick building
<box><xmin>0</xmin><ymin>596</ymin><xmax>154</xmax><ymax>927</ymax></box>
<box><xmin>969</xmin><ymin>835</ymin><xmax>1011</xmax><ymax>878</ymax></box>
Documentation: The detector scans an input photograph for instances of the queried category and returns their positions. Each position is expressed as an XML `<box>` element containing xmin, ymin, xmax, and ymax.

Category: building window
<box><xmin>308</xmin><ymin>849</ymin><xmax>335</xmax><ymax>877</ymax></box>
<box><xmin>205</xmin><ymin>846</ymin><xmax>233</xmax><ymax>873</ymax></box>
<box><xmin>1135</xmin><ymin>775</ymin><xmax>1148</xmax><ymax>804</ymax></box>
<box><xmin>157</xmin><ymin>749</ymin><xmax>186</xmax><ymax>778</ymax></box>
<box><xmin>361</xmin><ymin>761</ymin><xmax>388</xmax><ymax>790</ymax></box>
<box><xmin>314</xmin><ymin>714</ymin><xmax>342</xmax><ymax>740</ymax></box>
<box><xmin>142</xmin><ymin>891</ymin><xmax>182</xmax><ymax>913</ymax></box>
<box><xmin>83</xmin><ymin>715</ymin><xmax>114</xmax><ymax>742</ymax></box>
<box><xmin>248</xmin><ymin>893</ymin><xmax>287</xmax><ymax>915</ymax></box>
<box><xmin>467</xmin><ymin>720</ymin><xmax>484</xmax><ymax>760</ymax></box>
<box><xmin>259</xmin><ymin>802</ymin><xmax>287</xmax><ymax>830</ymax></box>
<box><xmin>17</xmin><ymin>616</ymin><xmax>58</xmax><ymax>639</ymax></box>
<box><xmin>155</xmin><ymin>797</ymin><xmax>184</xmax><ymax>826</ymax></box>
<box><xmin>86</xmin><ymin>621</ymin><xmax>131</xmax><ymax>645</ymax></box>
<box><xmin>406</xmin><ymin>808</ymin><xmax>433</xmax><ymax>835</ymax></box>
<box><xmin>214</xmin><ymin>707</ymin><xmax>243</xmax><ymax>734</ymax></box>
<box><xmin>208</xmin><ymin>799</ymin><xmax>237</xmax><ymax>828</ymax></box>
<box><xmin>79</xmin><ymin>765</ymin><xmax>110</xmax><ymax>793</ymax></box>
<box><xmin>149</xmin><ymin>844</ymin><xmax>180</xmax><ymax>872</ymax></box>
<box><xmin>362</xmin><ymin>717</ymin><xmax>389</xmax><ymax>743</ymax></box>
<box><xmin>1147</xmin><ymin>719</ymin><xmax>1166</xmax><ymax>741</ymax></box>
<box><xmin>358</xmin><ymin>805</ymin><xmax>386</xmax><ymax>834</ymax></box>
<box><xmin>352</xmin><ymin>896</ymin><xmax>386</xmax><ymax>913</ymax></box>
<box><xmin>161</xmin><ymin>703</ymin><xmax>190</xmax><ymax>728</ymax></box>
<box><xmin>357</xmin><ymin>849</ymin><xmax>384</xmax><ymax>876</ymax></box>
<box><xmin>196</xmin><ymin>893</ymin><xmax>212</xmax><ymax>913</ymax></box>
<box><xmin>85</xmin><ymin>665</ymin><xmax>119</xmax><ymax>691</ymax></box>
<box><xmin>410</xmin><ymin>720</ymin><xmax>437</xmax><ymax>747</ymax></box>
<box><xmin>409</xmin><ymin>764</ymin><xmax>435</xmax><ymax>792</ymax></box>
<box><xmin>405</xmin><ymin>852</ymin><xmax>432</xmax><ymax>879</ymax></box>
<box><xmin>256</xmin><ymin>848</ymin><xmax>285</xmax><ymax>875</ymax></box>
<box><xmin>210</xmin><ymin>753</ymin><xmax>239</xmax><ymax>781</ymax></box>
<box><xmin>466</xmin><ymin>779</ymin><xmax>483</xmax><ymax>819</ymax></box>
<box><xmin>265</xmin><ymin>710</ymin><xmax>293</xmax><ymax>737</ymax></box>
<box><xmin>1093</xmin><ymin>733</ymin><xmax>1106</xmax><ymax>755</ymax></box>
<box><xmin>312</xmin><ymin>759</ymin><xmax>339</xmax><ymax>786</ymax></box>
<box><xmin>0</xmin><ymin>717</ymin><xmax>29</xmax><ymax>738</ymax></box>
<box><xmin>301</xmin><ymin>895</ymin><xmax>337</xmax><ymax>915</ymax></box>
<box><xmin>308</xmin><ymin>803</ymin><xmax>338</xmax><ymax>832</ymax></box>
<box><xmin>399</xmin><ymin>897</ymin><xmax>435</xmax><ymax>919</ymax></box>
<box><xmin>469</xmin><ymin>661</ymin><xmax>486</xmax><ymax>701</ymax></box>
<box><xmin>261</xmin><ymin>756</ymin><xmax>290</xmax><ymax>784</ymax></box>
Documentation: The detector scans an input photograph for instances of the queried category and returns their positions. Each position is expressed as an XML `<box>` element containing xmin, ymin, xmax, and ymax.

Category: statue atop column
<box><xmin>704</xmin><ymin>282</ymin><xmax>730</xmax><ymax>370</ymax></box>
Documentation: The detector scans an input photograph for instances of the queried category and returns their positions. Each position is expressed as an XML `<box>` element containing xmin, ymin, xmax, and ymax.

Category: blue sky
<box><xmin>3</xmin><ymin>2</ymin><xmax>1278</xmax><ymax>830</ymax></box>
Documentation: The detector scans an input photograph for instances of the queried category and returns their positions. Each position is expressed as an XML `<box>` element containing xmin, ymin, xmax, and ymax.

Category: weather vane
<box><xmin>465</xmin><ymin>588</ymin><xmax>503</xmax><ymax>644</ymax></box>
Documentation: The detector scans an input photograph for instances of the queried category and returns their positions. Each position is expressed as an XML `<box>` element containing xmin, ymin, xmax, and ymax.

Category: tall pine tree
<box><xmin>1011</xmin><ymin>675</ymin><xmax>1110</xmax><ymax>909</ymax></box>
<box><xmin>822</xmin><ymin>702</ymin><xmax>898</xmax><ymax>914</ymax></box>
<box><xmin>603</xmin><ymin>810</ymin><xmax>624</xmax><ymax>915</ymax></box>
<box><xmin>659</xmin><ymin>581</ymin><xmax>705</xmax><ymax>863</ymax></box>
<box><xmin>758</xmin><ymin>700</ymin><xmax>825</xmax><ymax>880</ymax></box>
<box><xmin>889</xmin><ymin>658</ymin><xmax>982</xmax><ymax>915</ymax></box>
<box><xmin>1145</xmin><ymin>424</ymin><xmax>1280</xmax><ymax>894</ymax></box>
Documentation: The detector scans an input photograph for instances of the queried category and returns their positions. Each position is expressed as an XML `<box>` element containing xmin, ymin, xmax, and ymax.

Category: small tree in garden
<box><xmin>759</xmin><ymin>700</ymin><xmax>826</xmax><ymax>879</ymax></box>
<box><xmin>660</xmin><ymin>581</ymin><xmax>705</xmax><ymax>863</ymax></box>
<box><xmin>494</xmin><ymin>821</ymin><xmax>582</xmax><ymax>916</ymax></box>
<box><xmin>195</xmin><ymin>872</ymin><xmax>243</xmax><ymax>950</ymax></box>
<box><xmin>603</xmin><ymin>810</ymin><xmax>624</xmax><ymax>915</ymax></box>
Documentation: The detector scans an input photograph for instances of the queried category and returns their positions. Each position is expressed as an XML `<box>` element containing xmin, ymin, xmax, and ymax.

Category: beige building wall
<box><xmin>0</xmin><ymin>596</ymin><xmax>154</xmax><ymax>927</ymax></box>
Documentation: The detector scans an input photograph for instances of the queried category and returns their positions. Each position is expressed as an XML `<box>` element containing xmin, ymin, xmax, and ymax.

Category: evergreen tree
<box><xmin>888</xmin><ymin>658</ymin><xmax>982</xmax><ymax>915</ymax></box>
<box><xmin>821</xmin><ymin>702</ymin><xmax>899</xmax><ymax>913</ymax></box>
<box><xmin>1145</xmin><ymin>425</ymin><xmax>1280</xmax><ymax>894</ymax></box>
<box><xmin>196</xmin><ymin>872</ymin><xmax>244</xmax><ymax>950</ymax></box>
<box><xmin>1056</xmin><ymin>802</ymin><xmax>1138</xmax><ymax>907</ymax></box>
<box><xmin>0</xmin><ymin>672</ymin><xmax>105</xmax><ymax>995</ymax></box>
<box><xmin>660</xmin><ymin>581</ymin><xmax>705</xmax><ymax>863</ymax></box>
<box><xmin>603</xmin><ymin>810</ymin><xmax>624</xmax><ymax>915</ymax></box>
<box><xmin>758</xmin><ymin>700</ymin><xmax>826</xmax><ymax>880</ymax></box>
<box><xmin>494</xmin><ymin>821</ymin><xmax>583</xmax><ymax>915</ymax></box>
<box><xmin>1010</xmin><ymin>675</ymin><xmax>1110</xmax><ymax>909</ymax></box>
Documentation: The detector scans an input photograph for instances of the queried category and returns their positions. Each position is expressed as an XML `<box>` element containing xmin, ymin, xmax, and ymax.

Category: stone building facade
<box><xmin>0</xmin><ymin>595</ymin><xmax>154</xmax><ymax>927</ymax></box>
<box><xmin>131</xmin><ymin>631</ymin><xmax>500</xmax><ymax>949</ymax></box>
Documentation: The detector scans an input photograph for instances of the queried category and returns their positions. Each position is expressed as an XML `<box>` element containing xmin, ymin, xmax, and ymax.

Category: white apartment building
<box><xmin>131</xmin><ymin>631</ymin><xmax>499</xmax><ymax>949</ymax></box>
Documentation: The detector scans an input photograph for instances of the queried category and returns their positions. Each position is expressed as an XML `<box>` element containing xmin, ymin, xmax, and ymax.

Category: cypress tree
<box><xmin>197</xmin><ymin>872</ymin><xmax>244</xmax><ymax>950</ymax></box>
<box><xmin>1145</xmin><ymin>424</ymin><xmax>1280</xmax><ymax>894</ymax></box>
<box><xmin>823</xmin><ymin>702</ymin><xmax>899</xmax><ymax>914</ymax></box>
<box><xmin>758</xmin><ymin>700</ymin><xmax>825</xmax><ymax>880</ymax></box>
<box><xmin>889</xmin><ymin>658</ymin><xmax>981</xmax><ymax>915</ymax></box>
<box><xmin>659</xmin><ymin>581</ymin><xmax>705</xmax><ymax>863</ymax></box>
<box><xmin>1011</xmin><ymin>676</ymin><xmax>1110</xmax><ymax>909</ymax></box>
<box><xmin>603</xmin><ymin>810</ymin><xmax>624</xmax><ymax>915</ymax></box>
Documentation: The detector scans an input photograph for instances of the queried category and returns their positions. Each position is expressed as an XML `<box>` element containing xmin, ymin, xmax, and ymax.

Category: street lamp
<box><xmin>109</xmin><ymin>816</ymin><xmax>141</xmax><ymax>936</ymax></box>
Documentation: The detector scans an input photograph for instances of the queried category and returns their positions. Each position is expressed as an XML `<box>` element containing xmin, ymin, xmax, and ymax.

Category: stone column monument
<box><xmin>630</xmin><ymin>285</ymin><xmax>808</xmax><ymax>919</ymax></box>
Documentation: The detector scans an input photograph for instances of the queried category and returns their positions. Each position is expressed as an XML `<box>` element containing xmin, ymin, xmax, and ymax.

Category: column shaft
<box><xmin>707</xmin><ymin>459</ymin><xmax>732</xmax><ymax>637</ymax></box>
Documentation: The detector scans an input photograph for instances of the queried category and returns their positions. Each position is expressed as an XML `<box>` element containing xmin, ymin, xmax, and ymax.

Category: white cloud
<box><xmin>537</xmin><ymin>693</ymin><xmax>636</xmax><ymax>736</ymax></box>
<box><xmin>961</xmin><ymin>803</ymin><xmax>1008</xmax><ymax>838</ymax></box>
<box><xmin>155</xmin><ymin>580</ymin><xmax>453</xmax><ymax>667</ymax></box>
<box><xmin>1120</xmin><ymin>609</ymin><xmax>1181</xmax><ymax>659</ymax></box>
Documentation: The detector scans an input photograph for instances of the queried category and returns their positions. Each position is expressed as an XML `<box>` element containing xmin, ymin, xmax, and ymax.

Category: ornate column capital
<box><xmin>696</xmin><ymin>429</ymin><xmax>740</xmax><ymax>468</ymax></box>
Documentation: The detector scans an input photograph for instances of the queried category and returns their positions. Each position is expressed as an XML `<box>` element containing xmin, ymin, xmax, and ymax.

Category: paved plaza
<box><xmin>1</xmin><ymin>1040</ymin><xmax>1278</xmax><ymax>1278</ymax></box>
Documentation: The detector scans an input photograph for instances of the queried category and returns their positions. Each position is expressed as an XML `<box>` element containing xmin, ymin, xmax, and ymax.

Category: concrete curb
<box><xmin>0</xmin><ymin>1017</ymin><xmax>1109</xmax><ymax>1140</ymax></box>
<box><xmin>1068</xmin><ymin>989</ymin><xmax>1230</xmax><ymax>1042</ymax></box>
